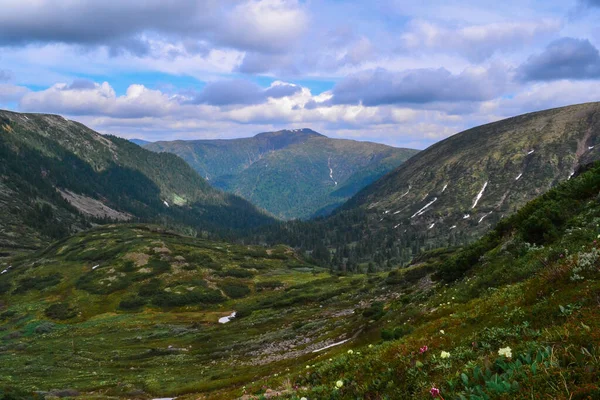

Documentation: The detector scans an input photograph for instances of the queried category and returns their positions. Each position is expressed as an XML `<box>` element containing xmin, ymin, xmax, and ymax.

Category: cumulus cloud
<box><xmin>191</xmin><ymin>80</ymin><xmax>301</xmax><ymax>106</ymax></box>
<box><xmin>19</xmin><ymin>81</ymin><xmax>188</xmax><ymax>118</ymax></box>
<box><xmin>0</xmin><ymin>84</ymin><xmax>29</xmax><ymax>104</ymax></box>
<box><xmin>324</xmin><ymin>66</ymin><xmax>508</xmax><ymax>107</ymax></box>
<box><xmin>517</xmin><ymin>37</ymin><xmax>600</xmax><ymax>81</ymax></box>
<box><xmin>0</xmin><ymin>0</ymin><xmax>307</xmax><ymax>56</ymax></box>
<box><xmin>400</xmin><ymin>19</ymin><xmax>561</xmax><ymax>62</ymax></box>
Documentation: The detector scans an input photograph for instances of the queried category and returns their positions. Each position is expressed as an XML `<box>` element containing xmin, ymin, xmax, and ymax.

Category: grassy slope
<box><xmin>345</xmin><ymin>102</ymin><xmax>600</xmax><ymax>239</ymax></box>
<box><xmin>3</xmin><ymin>163</ymin><xmax>600</xmax><ymax>398</ymax></box>
<box><xmin>237</xmin><ymin>161</ymin><xmax>600</xmax><ymax>399</ymax></box>
<box><xmin>0</xmin><ymin>225</ymin><xmax>394</xmax><ymax>398</ymax></box>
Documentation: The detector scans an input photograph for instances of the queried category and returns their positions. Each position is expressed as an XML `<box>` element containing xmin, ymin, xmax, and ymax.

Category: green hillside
<box><xmin>253</xmin><ymin>102</ymin><xmax>600</xmax><ymax>270</ymax></box>
<box><xmin>145</xmin><ymin>129</ymin><xmax>418</xmax><ymax>219</ymax></box>
<box><xmin>0</xmin><ymin>110</ymin><xmax>275</xmax><ymax>255</ymax></box>
<box><xmin>2</xmin><ymin>158</ymin><xmax>600</xmax><ymax>399</ymax></box>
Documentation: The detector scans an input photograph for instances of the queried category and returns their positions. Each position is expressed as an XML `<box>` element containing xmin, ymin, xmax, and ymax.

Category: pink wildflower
<box><xmin>420</xmin><ymin>345</ymin><xmax>428</xmax><ymax>354</ymax></box>
<box><xmin>430</xmin><ymin>387</ymin><xmax>440</xmax><ymax>397</ymax></box>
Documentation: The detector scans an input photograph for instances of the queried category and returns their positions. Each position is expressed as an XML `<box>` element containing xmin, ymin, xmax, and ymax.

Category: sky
<box><xmin>1</xmin><ymin>0</ymin><xmax>600</xmax><ymax>149</ymax></box>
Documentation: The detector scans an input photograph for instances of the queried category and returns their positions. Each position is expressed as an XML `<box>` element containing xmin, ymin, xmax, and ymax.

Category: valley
<box><xmin>1</xmin><ymin>104</ymin><xmax>600</xmax><ymax>399</ymax></box>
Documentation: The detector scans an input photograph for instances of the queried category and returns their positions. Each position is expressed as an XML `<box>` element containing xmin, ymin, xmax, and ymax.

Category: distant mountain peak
<box><xmin>254</xmin><ymin>128</ymin><xmax>325</xmax><ymax>139</ymax></box>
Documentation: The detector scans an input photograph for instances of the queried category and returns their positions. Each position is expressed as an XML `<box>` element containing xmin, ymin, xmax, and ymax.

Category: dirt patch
<box><xmin>124</xmin><ymin>252</ymin><xmax>150</xmax><ymax>267</ymax></box>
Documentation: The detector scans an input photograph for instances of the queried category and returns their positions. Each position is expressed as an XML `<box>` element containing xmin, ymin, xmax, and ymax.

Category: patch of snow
<box><xmin>219</xmin><ymin>311</ymin><xmax>236</xmax><ymax>324</ymax></box>
<box><xmin>400</xmin><ymin>186</ymin><xmax>411</xmax><ymax>199</ymax></box>
<box><xmin>163</xmin><ymin>201</ymin><xmax>169</xmax><ymax>207</ymax></box>
<box><xmin>515</xmin><ymin>173</ymin><xmax>523</xmax><ymax>181</ymax></box>
<box><xmin>568</xmin><ymin>171</ymin><xmax>575</xmax><ymax>180</ymax></box>
<box><xmin>384</xmin><ymin>210</ymin><xmax>390</xmax><ymax>214</ymax></box>
<box><xmin>472</xmin><ymin>181</ymin><xmax>488</xmax><ymax>209</ymax></box>
<box><xmin>312</xmin><ymin>338</ymin><xmax>350</xmax><ymax>353</ymax></box>
<box><xmin>92</xmin><ymin>265</ymin><xmax>100</xmax><ymax>270</ymax></box>
<box><xmin>589</xmin><ymin>146</ymin><xmax>595</xmax><ymax>150</ymax></box>
<box><xmin>23</xmin><ymin>115</ymin><xmax>29</xmax><ymax>120</ymax></box>
<box><xmin>478</xmin><ymin>212</ymin><xmax>492</xmax><ymax>224</ymax></box>
<box><xmin>527</xmin><ymin>149</ymin><xmax>535</xmax><ymax>155</ymax></box>
<box><xmin>328</xmin><ymin>157</ymin><xmax>338</xmax><ymax>186</ymax></box>
<box><xmin>428</xmin><ymin>223</ymin><xmax>435</xmax><ymax>229</ymax></box>
<box><xmin>394</xmin><ymin>224</ymin><xmax>400</xmax><ymax>229</ymax></box>
<box><xmin>441</xmin><ymin>184</ymin><xmax>448</xmax><ymax>193</ymax></box>
<box><xmin>393</xmin><ymin>210</ymin><xmax>401</xmax><ymax>214</ymax></box>
<box><xmin>410</xmin><ymin>197</ymin><xmax>438</xmax><ymax>219</ymax></box>
<box><xmin>463</xmin><ymin>214</ymin><xmax>470</xmax><ymax>219</ymax></box>
<box><xmin>1</xmin><ymin>266</ymin><xmax>11</xmax><ymax>274</ymax></box>
<box><xmin>450</xmin><ymin>225</ymin><xmax>457</xmax><ymax>230</ymax></box>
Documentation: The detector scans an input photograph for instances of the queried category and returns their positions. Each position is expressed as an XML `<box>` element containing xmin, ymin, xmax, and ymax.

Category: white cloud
<box><xmin>400</xmin><ymin>19</ymin><xmax>561</xmax><ymax>62</ymax></box>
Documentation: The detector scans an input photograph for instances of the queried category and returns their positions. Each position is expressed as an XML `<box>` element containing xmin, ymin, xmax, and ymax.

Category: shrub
<box><xmin>381</xmin><ymin>325</ymin><xmax>414</xmax><ymax>341</ymax></box>
<box><xmin>13</xmin><ymin>273</ymin><xmax>62</xmax><ymax>294</ymax></box>
<box><xmin>362</xmin><ymin>301</ymin><xmax>386</xmax><ymax>320</ymax></box>
<box><xmin>119</xmin><ymin>296</ymin><xmax>147</xmax><ymax>310</ymax></box>
<box><xmin>44</xmin><ymin>303</ymin><xmax>77</xmax><ymax>320</ymax></box>
<box><xmin>216</xmin><ymin>269</ymin><xmax>254</xmax><ymax>278</ymax></box>
<box><xmin>137</xmin><ymin>279</ymin><xmax>162</xmax><ymax>297</ymax></box>
<box><xmin>219</xmin><ymin>283</ymin><xmax>251</xmax><ymax>299</ymax></box>
<box><xmin>150</xmin><ymin>289</ymin><xmax>225</xmax><ymax>307</ymax></box>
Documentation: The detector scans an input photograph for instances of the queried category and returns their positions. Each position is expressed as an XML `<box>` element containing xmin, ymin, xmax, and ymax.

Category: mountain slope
<box><xmin>0</xmin><ymin>110</ymin><xmax>274</xmax><ymax>253</ymax></box>
<box><xmin>3</xmin><ymin>162</ymin><xmax>600</xmax><ymax>399</ymax></box>
<box><xmin>145</xmin><ymin>129</ymin><xmax>418</xmax><ymax>219</ymax></box>
<box><xmin>252</xmin><ymin>102</ymin><xmax>600</xmax><ymax>268</ymax></box>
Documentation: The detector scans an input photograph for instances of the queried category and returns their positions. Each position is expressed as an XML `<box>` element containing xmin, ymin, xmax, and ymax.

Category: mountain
<box><xmin>0</xmin><ymin>110</ymin><xmax>274</xmax><ymax>254</ymax></box>
<box><xmin>252</xmin><ymin>102</ymin><xmax>600</xmax><ymax>268</ymax></box>
<box><xmin>144</xmin><ymin>129</ymin><xmax>418</xmax><ymax>219</ymax></box>
<box><xmin>129</xmin><ymin>138</ymin><xmax>151</xmax><ymax>146</ymax></box>
<box><xmin>2</xmin><ymin>161</ymin><xmax>600</xmax><ymax>399</ymax></box>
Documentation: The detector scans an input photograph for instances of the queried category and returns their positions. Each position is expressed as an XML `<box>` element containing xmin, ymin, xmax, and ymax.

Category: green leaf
<box><xmin>461</xmin><ymin>372</ymin><xmax>469</xmax><ymax>386</ymax></box>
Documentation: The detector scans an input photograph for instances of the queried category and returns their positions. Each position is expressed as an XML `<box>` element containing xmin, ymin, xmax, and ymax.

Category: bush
<box><xmin>119</xmin><ymin>296</ymin><xmax>147</xmax><ymax>310</ymax></box>
<box><xmin>150</xmin><ymin>289</ymin><xmax>225</xmax><ymax>307</ymax></box>
<box><xmin>137</xmin><ymin>278</ymin><xmax>162</xmax><ymax>297</ymax></box>
<box><xmin>13</xmin><ymin>273</ymin><xmax>62</xmax><ymax>294</ymax></box>
<box><xmin>219</xmin><ymin>283</ymin><xmax>251</xmax><ymax>299</ymax></box>
<box><xmin>381</xmin><ymin>325</ymin><xmax>414</xmax><ymax>341</ymax></box>
<box><xmin>44</xmin><ymin>303</ymin><xmax>77</xmax><ymax>320</ymax></box>
<box><xmin>362</xmin><ymin>301</ymin><xmax>386</xmax><ymax>320</ymax></box>
<box><xmin>216</xmin><ymin>269</ymin><xmax>254</xmax><ymax>278</ymax></box>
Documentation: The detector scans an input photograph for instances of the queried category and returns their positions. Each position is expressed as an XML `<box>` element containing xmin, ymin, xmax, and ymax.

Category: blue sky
<box><xmin>0</xmin><ymin>0</ymin><xmax>599</xmax><ymax>149</ymax></box>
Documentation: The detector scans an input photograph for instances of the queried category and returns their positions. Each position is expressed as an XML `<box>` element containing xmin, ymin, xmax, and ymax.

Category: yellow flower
<box><xmin>440</xmin><ymin>351</ymin><xmax>451</xmax><ymax>359</ymax></box>
<box><xmin>347</xmin><ymin>349</ymin><xmax>354</xmax><ymax>354</ymax></box>
<box><xmin>440</xmin><ymin>329</ymin><xmax>445</xmax><ymax>335</ymax></box>
<box><xmin>336</xmin><ymin>380</ymin><xmax>344</xmax><ymax>388</ymax></box>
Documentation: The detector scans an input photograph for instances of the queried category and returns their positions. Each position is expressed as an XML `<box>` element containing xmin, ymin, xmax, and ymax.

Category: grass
<box><xmin>4</xmin><ymin>165</ymin><xmax>600</xmax><ymax>399</ymax></box>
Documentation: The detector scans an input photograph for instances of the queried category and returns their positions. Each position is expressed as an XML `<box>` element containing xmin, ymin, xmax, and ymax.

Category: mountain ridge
<box><xmin>145</xmin><ymin>129</ymin><xmax>418</xmax><ymax>219</ymax></box>
<box><xmin>0</xmin><ymin>109</ymin><xmax>275</xmax><ymax>253</ymax></box>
